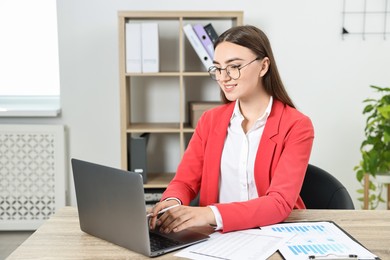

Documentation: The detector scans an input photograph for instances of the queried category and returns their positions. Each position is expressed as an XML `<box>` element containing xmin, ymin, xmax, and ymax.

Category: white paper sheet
<box><xmin>261</xmin><ymin>221</ymin><xmax>378</xmax><ymax>260</ymax></box>
<box><xmin>175</xmin><ymin>229</ymin><xmax>294</xmax><ymax>260</ymax></box>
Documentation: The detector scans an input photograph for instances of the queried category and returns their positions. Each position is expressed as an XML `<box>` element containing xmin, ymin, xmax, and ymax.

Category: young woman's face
<box><xmin>213</xmin><ymin>41</ymin><xmax>264</xmax><ymax>102</ymax></box>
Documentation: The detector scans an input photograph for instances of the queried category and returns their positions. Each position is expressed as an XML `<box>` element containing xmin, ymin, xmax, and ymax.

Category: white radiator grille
<box><xmin>0</xmin><ymin>125</ymin><xmax>65</xmax><ymax>230</ymax></box>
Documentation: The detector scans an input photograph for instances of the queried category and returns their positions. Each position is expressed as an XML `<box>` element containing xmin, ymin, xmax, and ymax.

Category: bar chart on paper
<box><xmin>272</xmin><ymin>223</ymin><xmax>351</xmax><ymax>256</ymax></box>
<box><xmin>261</xmin><ymin>221</ymin><xmax>378</xmax><ymax>260</ymax></box>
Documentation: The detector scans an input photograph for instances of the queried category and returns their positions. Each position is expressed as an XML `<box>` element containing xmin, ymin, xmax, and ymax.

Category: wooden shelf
<box><xmin>118</xmin><ymin>11</ymin><xmax>243</xmax><ymax>22</ymax></box>
<box><xmin>127</xmin><ymin>123</ymin><xmax>181</xmax><ymax>133</ymax></box>
<box><xmin>125</xmin><ymin>72</ymin><xmax>181</xmax><ymax>77</ymax></box>
<box><xmin>183</xmin><ymin>124</ymin><xmax>196</xmax><ymax>133</ymax></box>
<box><xmin>125</xmin><ymin>72</ymin><xmax>210</xmax><ymax>77</ymax></box>
<box><xmin>143</xmin><ymin>173</ymin><xmax>175</xmax><ymax>189</ymax></box>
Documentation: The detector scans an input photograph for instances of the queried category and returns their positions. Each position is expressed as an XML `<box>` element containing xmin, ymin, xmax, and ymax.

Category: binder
<box><xmin>129</xmin><ymin>133</ymin><xmax>150</xmax><ymax>184</ymax></box>
<box><xmin>193</xmin><ymin>24</ymin><xmax>214</xmax><ymax>58</ymax></box>
<box><xmin>141</xmin><ymin>23</ymin><xmax>159</xmax><ymax>73</ymax></box>
<box><xmin>183</xmin><ymin>24</ymin><xmax>213</xmax><ymax>70</ymax></box>
<box><xmin>125</xmin><ymin>23</ymin><xmax>142</xmax><ymax>73</ymax></box>
<box><xmin>204</xmin><ymin>23</ymin><xmax>219</xmax><ymax>44</ymax></box>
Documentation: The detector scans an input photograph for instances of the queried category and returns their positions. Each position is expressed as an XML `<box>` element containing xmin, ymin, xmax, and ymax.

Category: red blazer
<box><xmin>162</xmin><ymin>99</ymin><xmax>314</xmax><ymax>232</ymax></box>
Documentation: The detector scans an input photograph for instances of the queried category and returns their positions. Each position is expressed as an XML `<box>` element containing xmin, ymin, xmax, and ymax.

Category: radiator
<box><xmin>0</xmin><ymin>124</ymin><xmax>66</xmax><ymax>230</ymax></box>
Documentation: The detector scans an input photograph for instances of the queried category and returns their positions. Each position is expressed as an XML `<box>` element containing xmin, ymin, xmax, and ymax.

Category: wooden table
<box><xmin>7</xmin><ymin>207</ymin><xmax>390</xmax><ymax>259</ymax></box>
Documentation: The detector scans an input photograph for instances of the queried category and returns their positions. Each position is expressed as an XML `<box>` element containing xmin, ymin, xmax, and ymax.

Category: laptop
<box><xmin>71</xmin><ymin>158</ymin><xmax>209</xmax><ymax>257</ymax></box>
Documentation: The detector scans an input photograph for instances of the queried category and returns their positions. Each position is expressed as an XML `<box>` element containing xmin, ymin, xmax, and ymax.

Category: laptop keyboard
<box><xmin>149</xmin><ymin>232</ymin><xmax>184</xmax><ymax>252</ymax></box>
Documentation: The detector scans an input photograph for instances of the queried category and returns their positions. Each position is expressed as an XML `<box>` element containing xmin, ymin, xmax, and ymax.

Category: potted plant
<box><xmin>354</xmin><ymin>85</ymin><xmax>390</xmax><ymax>209</ymax></box>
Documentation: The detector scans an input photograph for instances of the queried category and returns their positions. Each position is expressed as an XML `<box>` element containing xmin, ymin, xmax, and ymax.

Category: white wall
<box><xmin>3</xmin><ymin>0</ymin><xmax>389</xmax><ymax>208</ymax></box>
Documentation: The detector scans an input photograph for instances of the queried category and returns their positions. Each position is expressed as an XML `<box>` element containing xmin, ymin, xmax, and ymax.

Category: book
<box><xmin>125</xmin><ymin>23</ymin><xmax>142</xmax><ymax>73</ymax></box>
<box><xmin>141</xmin><ymin>23</ymin><xmax>159</xmax><ymax>73</ymax></box>
<box><xmin>204</xmin><ymin>23</ymin><xmax>219</xmax><ymax>44</ymax></box>
<box><xmin>183</xmin><ymin>24</ymin><xmax>213</xmax><ymax>70</ymax></box>
<box><xmin>193</xmin><ymin>24</ymin><xmax>214</xmax><ymax>58</ymax></box>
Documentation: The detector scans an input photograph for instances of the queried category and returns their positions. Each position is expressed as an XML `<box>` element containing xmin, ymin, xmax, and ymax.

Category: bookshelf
<box><xmin>118</xmin><ymin>11</ymin><xmax>243</xmax><ymax>189</ymax></box>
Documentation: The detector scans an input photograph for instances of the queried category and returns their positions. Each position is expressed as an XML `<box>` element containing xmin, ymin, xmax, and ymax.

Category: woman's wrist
<box><xmin>163</xmin><ymin>197</ymin><xmax>182</xmax><ymax>205</ymax></box>
<box><xmin>208</xmin><ymin>205</ymin><xmax>223</xmax><ymax>230</ymax></box>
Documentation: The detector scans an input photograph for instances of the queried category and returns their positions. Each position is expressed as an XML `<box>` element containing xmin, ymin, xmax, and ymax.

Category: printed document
<box><xmin>175</xmin><ymin>229</ymin><xmax>293</xmax><ymax>260</ymax></box>
<box><xmin>261</xmin><ymin>221</ymin><xmax>378</xmax><ymax>260</ymax></box>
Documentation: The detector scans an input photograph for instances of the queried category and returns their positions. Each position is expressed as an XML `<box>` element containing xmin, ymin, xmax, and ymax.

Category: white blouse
<box><xmin>209</xmin><ymin>96</ymin><xmax>273</xmax><ymax>229</ymax></box>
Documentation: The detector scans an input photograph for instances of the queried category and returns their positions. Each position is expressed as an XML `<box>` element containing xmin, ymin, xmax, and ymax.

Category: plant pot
<box><xmin>375</xmin><ymin>173</ymin><xmax>390</xmax><ymax>184</ymax></box>
<box><xmin>375</xmin><ymin>173</ymin><xmax>390</xmax><ymax>210</ymax></box>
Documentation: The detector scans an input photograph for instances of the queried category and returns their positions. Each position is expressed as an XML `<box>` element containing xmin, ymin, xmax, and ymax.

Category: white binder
<box><xmin>141</xmin><ymin>23</ymin><xmax>159</xmax><ymax>73</ymax></box>
<box><xmin>183</xmin><ymin>24</ymin><xmax>213</xmax><ymax>70</ymax></box>
<box><xmin>125</xmin><ymin>23</ymin><xmax>142</xmax><ymax>73</ymax></box>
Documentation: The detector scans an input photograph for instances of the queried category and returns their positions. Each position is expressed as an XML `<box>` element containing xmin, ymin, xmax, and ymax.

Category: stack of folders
<box><xmin>125</xmin><ymin>23</ymin><xmax>159</xmax><ymax>73</ymax></box>
<box><xmin>183</xmin><ymin>23</ymin><xmax>219</xmax><ymax>70</ymax></box>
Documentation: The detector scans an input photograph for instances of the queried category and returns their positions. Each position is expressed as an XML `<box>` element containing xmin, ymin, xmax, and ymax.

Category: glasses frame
<box><xmin>208</xmin><ymin>57</ymin><xmax>260</xmax><ymax>81</ymax></box>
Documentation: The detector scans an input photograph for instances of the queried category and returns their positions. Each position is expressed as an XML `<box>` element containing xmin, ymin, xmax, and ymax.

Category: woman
<box><xmin>149</xmin><ymin>25</ymin><xmax>314</xmax><ymax>233</ymax></box>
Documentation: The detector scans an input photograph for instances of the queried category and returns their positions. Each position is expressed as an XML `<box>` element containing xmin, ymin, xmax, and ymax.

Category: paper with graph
<box><xmin>261</xmin><ymin>221</ymin><xmax>378</xmax><ymax>260</ymax></box>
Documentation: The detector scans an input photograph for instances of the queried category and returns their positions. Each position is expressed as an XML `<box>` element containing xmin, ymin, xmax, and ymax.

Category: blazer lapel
<box><xmin>202</xmin><ymin>102</ymin><xmax>235</xmax><ymax>205</ymax></box>
<box><xmin>254</xmin><ymin>100</ymin><xmax>284</xmax><ymax>195</ymax></box>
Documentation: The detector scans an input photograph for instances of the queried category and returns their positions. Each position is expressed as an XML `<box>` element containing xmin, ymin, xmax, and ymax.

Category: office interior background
<box><xmin>1</xmin><ymin>0</ymin><xmax>390</xmax><ymax>211</ymax></box>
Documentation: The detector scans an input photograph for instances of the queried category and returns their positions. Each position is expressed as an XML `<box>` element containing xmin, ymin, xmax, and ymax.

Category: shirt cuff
<box><xmin>208</xmin><ymin>205</ymin><xmax>223</xmax><ymax>230</ymax></box>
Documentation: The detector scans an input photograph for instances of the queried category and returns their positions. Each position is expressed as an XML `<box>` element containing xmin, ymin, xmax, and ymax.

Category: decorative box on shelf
<box><xmin>189</xmin><ymin>101</ymin><xmax>221</xmax><ymax>128</ymax></box>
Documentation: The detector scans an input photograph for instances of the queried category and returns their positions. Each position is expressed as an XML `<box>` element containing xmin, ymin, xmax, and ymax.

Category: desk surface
<box><xmin>7</xmin><ymin>207</ymin><xmax>390</xmax><ymax>259</ymax></box>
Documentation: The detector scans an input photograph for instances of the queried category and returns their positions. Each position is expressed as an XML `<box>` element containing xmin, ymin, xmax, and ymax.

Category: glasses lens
<box><xmin>208</xmin><ymin>67</ymin><xmax>218</xmax><ymax>80</ymax></box>
<box><xmin>226</xmin><ymin>65</ymin><xmax>240</xmax><ymax>80</ymax></box>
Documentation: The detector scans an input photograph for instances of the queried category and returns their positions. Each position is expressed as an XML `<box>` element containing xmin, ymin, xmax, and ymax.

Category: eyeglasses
<box><xmin>208</xmin><ymin>57</ymin><xmax>260</xmax><ymax>81</ymax></box>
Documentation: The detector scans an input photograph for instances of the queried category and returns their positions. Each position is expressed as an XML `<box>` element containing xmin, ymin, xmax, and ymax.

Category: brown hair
<box><xmin>215</xmin><ymin>25</ymin><xmax>295</xmax><ymax>108</ymax></box>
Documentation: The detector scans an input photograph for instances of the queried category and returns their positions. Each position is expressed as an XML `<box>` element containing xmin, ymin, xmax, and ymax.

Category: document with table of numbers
<box><xmin>175</xmin><ymin>228</ymin><xmax>294</xmax><ymax>260</ymax></box>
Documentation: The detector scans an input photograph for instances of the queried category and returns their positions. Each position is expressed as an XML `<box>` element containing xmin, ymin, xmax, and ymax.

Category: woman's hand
<box><xmin>148</xmin><ymin>200</ymin><xmax>179</xmax><ymax>230</ymax></box>
<box><xmin>156</xmin><ymin>205</ymin><xmax>216</xmax><ymax>233</ymax></box>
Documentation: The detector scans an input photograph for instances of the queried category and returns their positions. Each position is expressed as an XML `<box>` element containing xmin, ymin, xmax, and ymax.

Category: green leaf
<box><xmin>363</xmin><ymin>98</ymin><xmax>376</xmax><ymax>103</ymax></box>
<box><xmin>363</xmin><ymin>104</ymin><xmax>374</xmax><ymax>114</ymax></box>
<box><xmin>370</xmin><ymin>85</ymin><xmax>390</xmax><ymax>92</ymax></box>
<box><xmin>384</xmin><ymin>132</ymin><xmax>390</xmax><ymax>143</ymax></box>
<box><xmin>383</xmin><ymin>95</ymin><xmax>390</xmax><ymax>104</ymax></box>
<box><xmin>356</xmin><ymin>169</ymin><xmax>364</xmax><ymax>182</ymax></box>
<box><xmin>378</xmin><ymin>105</ymin><xmax>390</xmax><ymax>119</ymax></box>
